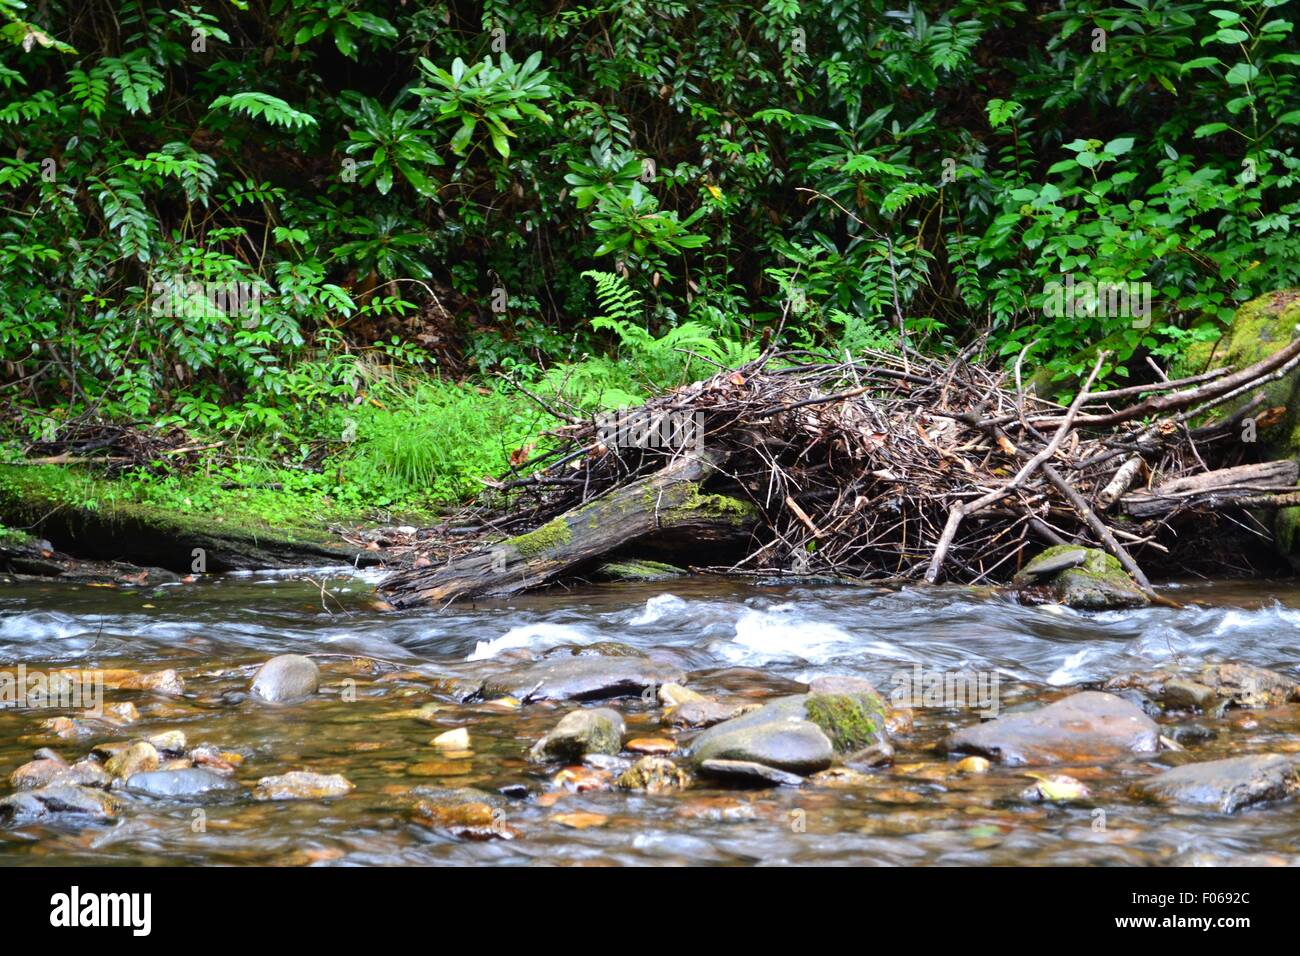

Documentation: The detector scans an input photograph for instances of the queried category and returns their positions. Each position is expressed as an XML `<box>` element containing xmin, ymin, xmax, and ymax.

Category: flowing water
<box><xmin>1</xmin><ymin>570</ymin><xmax>1299</xmax><ymax>866</ymax></box>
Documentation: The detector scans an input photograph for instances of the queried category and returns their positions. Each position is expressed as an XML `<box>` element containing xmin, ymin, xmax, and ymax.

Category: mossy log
<box><xmin>380</xmin><ymin>449</ymin><xmax>757</xmax><ymax>607</ymax></box>
<box><xmin>0</xmin><ymin>465</ymin><xmax>374</xmax><ymax>573</ymax></box>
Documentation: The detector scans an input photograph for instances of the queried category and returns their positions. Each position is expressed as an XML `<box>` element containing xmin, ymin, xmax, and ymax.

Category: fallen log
<box><xmin>381</xmin><ymin>449</ymin><xmax>758</xmax><ymax>607</ymax></box>
<box><xmin>0</xmin><ymin>465</ymin><xmax>375</xmax><ymax>572</ymax></box>
<box><xmin>1120</xmin><ymin>460</ymin><xmax>1299</xmax><ymax>518</ymax></box>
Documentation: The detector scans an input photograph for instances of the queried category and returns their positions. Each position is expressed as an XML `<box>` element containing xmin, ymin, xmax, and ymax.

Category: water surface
<box><xmin>2</xmin><ymin>572</ymin><xmax>1298</xmax><ymax>865</ymax></box>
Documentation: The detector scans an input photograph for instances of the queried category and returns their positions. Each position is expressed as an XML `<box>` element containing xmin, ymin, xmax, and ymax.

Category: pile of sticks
<box><xmin>14</xmin><ymin>419</ymin><xmax>220</xmax><ymax>474</ymax></box>
<box><xmin>382</xmin><ymin>337</ymin><xmax>1300</xmax><ymax>607</ymax></box>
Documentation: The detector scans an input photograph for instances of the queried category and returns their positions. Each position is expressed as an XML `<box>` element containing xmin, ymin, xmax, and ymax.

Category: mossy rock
<box><xmin>1012</xmin><ymin>544</ymin><xmax>1090</xmax><ymax>583</ymax></box>
<box><xmin>1185</xmin><ymin>290</ymin><xmax>1300</xmax><ymax>568</ymax></box>
<box><xmin>1049</xmin><ymin>547</ymin><xmax>1149</xmax><ymax>610</ymax></box>
<box><xmin>1015</xmin><ymin>545</ymin><xmax>1148</xmax><ymax>609</ymax></box>
<box><xmin>687</xmin><ymin>689</ymin><xmax>891</xmax><ymax>775</ymax></box>
<box><xmin>1186</xmin><ymin>289</ymin><xmax>1300</xmax><ymax>434</ymax></box>
<box><xmin>804</xmin><ymin>692</ymin><xmax>886</xmax><ymax>754</ymax></box>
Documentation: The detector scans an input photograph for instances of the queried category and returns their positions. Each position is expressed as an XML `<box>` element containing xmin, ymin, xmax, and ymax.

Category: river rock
<box><xmin>665</xmin><ymin>699</ymin><xmax>755</xmax><ymax>728</ymax></box>
<box><xmin>147</xmin><ymin>730</ymin><xmax>188</xmax><ymax>754</ymax></box>
<box><xmin>1032</xmin><ymin>546</ymin><xmax>1149</xmax><ymax>609</ymax></box>
<box><xmin>251</xmin><ymin>654</ymin><xmax>320</xmax><ymax>702</ymax></box>
<box><xmin>688</xmin><ymin>687</ymin><xmax>890</xmax><ymax>775</ymax></box>
<box><xmin>542</xmin><ymin>640</ymin><xmax>647</xmax><ymax>659</ymax></box>
<box><xmin>471</xmin><ymin>655</ymin><xmax>684</xmax><ymax>702</ymax></box>
<box><xmin>9</xmin><ymin>757</ymin><xmax>110</xmax><ymax>791</ymax></box>
<box><xmin>1013</xmin><ymin>546</ymin><xmax>1091</xmax><ymax>581</ymax></box>
<box><xmin>411</xmin><ymin>787</ymin><xmax>515</xmax><ymax>838</ymax></box>
<box><xmin>253</xmin><ymin>771</ymin><xmax>353</xmax><ymax>800</ymax></box>
<box><xmin>657</xmin><ymin>682</ymin><xmax>704</xmax><ymax>706</ymax></box>
<box><xmin>1134</xmin><ymin>754</ymin><xmax>1299</xmax><ymax>813</ymax></box>
<box><xmin>0</xmin><ymin>785</ymin><xmax>124</xmax><ymax>824</ymax></box>
<box><xmin>96</xmin><ymin>668</ymin><xmax>186</xmax><ymax>696</ymax></box>
<box><xmin>10</xmin><ymin>758</ymin><xmax>72</xmax><ymax>790</ymax></box>
<box><xmin>617</xmin><ymin>756</ymin><xmax>691</xmax><ymax>792</ymax></box>
<box><xmin>529</xmin><ymin>707</ymin><xmax>625</xmax><ymax>761</ymax></box>
<box><xmin>945</xmin><ymin>691</ymin><xmax>1159</xmax><ymax>766</ymax></box>
<box><xmin>687</xmin><ymin>697</ymin><xmax>834</xmax><ymax>774</ymax></box>
<box><xmin>40</xmin><ymin>716</ymin><xmax>96</xmax><ymax>738</ymax></box>
<box><xmin>104</xmin><ymin>741</ymin><xmax>160</xmax><ymax>779</ymax></box>
<box><xmin>809</xmin><ymin>767</ymin><xmax>875</xmax><ymax>787</ymax></box>
<box><xmin>1105</xmin><ymin>662</ymin><xmax>1300</xmax><ymax>710</ymax></box>
<box><xmin>1161</xmin><ymin>678</ymin><xmax>1217</xmax><ymax>711</ymax></box>
<box><xmin>1198</xmin><ymin>661</ymin><xmax>1300</xmax><ymax>707</ymax></box>
<box><xmin>125</xmin><ymin>768</ymin><xmax>244</xmax><ymax>798</ymax></box>
<box><xmin>697</xmin><ymin>759</ymin><xmax>805</xmax><ymax>787</ymax></box>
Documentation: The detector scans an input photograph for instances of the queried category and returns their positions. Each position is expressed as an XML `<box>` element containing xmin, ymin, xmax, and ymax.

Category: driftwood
<box><xmin>1097</xmin><ymin>454</ymin><xmax>1145</xmax><ymax>511</ymax></box>
<box><xmin>379</xmin><ymin>339</ymin><xmax>1300</xmax><ymax>607</ymax></box>
<box><xmin>1121</xmin><ymin>460</ymin><xmax>1300</xmax><ymax>518</ymax></box>
<box><xmin>383</xmin><ymin>449</ymin><xmax>758</xmax><ymax>607</ymax></box>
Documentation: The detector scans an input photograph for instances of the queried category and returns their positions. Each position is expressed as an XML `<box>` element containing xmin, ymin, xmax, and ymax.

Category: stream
<box><xmin>2</xmin><ymin>571</ymin><xmax>1299</xmax><ymax>865</ymax></box>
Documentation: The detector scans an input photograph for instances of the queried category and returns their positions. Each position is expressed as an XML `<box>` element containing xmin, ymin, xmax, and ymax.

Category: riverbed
<box><xmin>2</xmin><ymin>572</ymin><xmax>1298</xmax><ymax>865</ymax></box>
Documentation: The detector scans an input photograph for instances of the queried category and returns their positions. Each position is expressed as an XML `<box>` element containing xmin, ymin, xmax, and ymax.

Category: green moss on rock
<box><xmin>1186</xmin><ymin>290</ymin><xmax>1300</xmax><ymax>568</ymax></box>
<box><xmin>1051</xmin><ymin>548</ymin><xmax>1149</xmax><ymax>609</ymax></box>
<box><xmin>1190</xmin><ymin>290</ymin><xmax>1300</xmax><ymax>437</ymax></box>
<box><xmin>804</xmin><ymin>692</ymin><xmax>885</xmax><ymax>754</ymax></box>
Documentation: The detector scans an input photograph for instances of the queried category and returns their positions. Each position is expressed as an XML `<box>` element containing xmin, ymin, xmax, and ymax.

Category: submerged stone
<box><xmin>1134</xmin><ymin>754</ymin><xmax>1299</xmax><ymax>813</ymax></box>
<box><xmin>104</xmin><ymin>741</ymin><xmax>160</xmax><ymax>779</ymax></box>
<box><xmin>945</xmin><ymin>691</ymin><xmax>1159</xmax><ymax>766</ymax></box>
<box><xmin>529</xmin><ymin>707</ymin><xmax>625</xmax><ymax>762</ymax></box>
<box><xmin>617</xmin><ymin>756</ymin><xmax>691</xmax><ymax>792</ymax></box>
<box><xmin>251</xmin><ymin>654</ymin><xmax>320</xmax><ymax>702</ymax></box>
<box><xmin>470</xmin><ymin>655</ymin><xmax>684</xmax><ymax>702</ymax></box>
<box><xmin>253</xmin><ymin>771</ymin><xmax>353</xmax><ymax>800</ymax></box>
<box><xmin>0</xmin><ymin>785</ymin><xmax>123</xmax><ymax>824</ymax></box>
<box><xmin>126</xmin><ymin>768</ymin><xmax>244</xmax><ymax>798</ymax></box>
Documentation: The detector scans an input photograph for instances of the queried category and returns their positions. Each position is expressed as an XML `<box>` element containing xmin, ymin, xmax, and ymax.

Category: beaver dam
<box><xmin>381</xmin><ymin>338</ymin><xmax>1300</xmax><ymax>609</ymax></box>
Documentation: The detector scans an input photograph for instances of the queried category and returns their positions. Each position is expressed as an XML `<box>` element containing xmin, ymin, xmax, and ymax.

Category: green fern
<box><xmin>582</xmin><ymin>269</ymin><xmax>642</xmax><ymax>326</ymax></box>
<box><xmin>208</xmin><ymin>92</ymin><xmax>317</xmax><ymax>129</ymax></box>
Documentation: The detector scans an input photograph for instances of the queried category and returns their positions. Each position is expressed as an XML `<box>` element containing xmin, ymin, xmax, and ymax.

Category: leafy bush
<box><xmin>1</xmin><ymin>0</ymin><xmax>1298</xmax><ymax>435</ymax></box>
